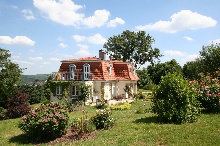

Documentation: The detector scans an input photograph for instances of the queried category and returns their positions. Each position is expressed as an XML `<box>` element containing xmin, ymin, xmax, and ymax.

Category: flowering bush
<box><xmin>152</xmin><ymin>73</ymin><xmax>200</xmax><ymax>123</ymax></box>
<box><xmin>90</xmin><ymin>108</ymin><xmax>115</xmax><ymax>129</ymax></box>
<box><xmin>18</xmin><ymin>102</ymin><xmax>69</xmax><ymax>140</ymax></box>
<box><xmin>109</xmin><ymin>102</ymin><xmax>131</xmax><ymax>110</ymax></box>
<box><xmin>192</xmin><ymin>71</ymin><xmax>220</xmax><ymax>112</ymax></box>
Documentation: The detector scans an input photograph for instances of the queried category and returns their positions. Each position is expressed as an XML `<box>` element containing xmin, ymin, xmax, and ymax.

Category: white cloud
<box><xmin>13</xmin><ymin>60</ymin><xmax>34</xmax><ymax>65</ymax></box>
<box><xmin>0</xmin><ymin>36</ymin><xmax>35</xmax><ymax>46</ymax></box>
<box><xmin>50</xmin><ymin>58</ymin><xmax>61</xmax><ymax>61</ymax></box>
<box><xmin>11</xmin><ymin>5</ymin><xmax>19</xmax><ymax>9</ymax></box>
<box><xmin>11</xmin><ymin>55</ymin><xmax>20</xmax><ymax>59</ymax></box>
<box><xmin>57</xmin><ymin>36</ymin><xmax>64</xmax><ymax>41</ymax></box>
<box><xmin>211</xmin><ymin>38</ymin><xmax>220</xmax><ymax>44</ymax></box>
<box><xmin>107</xmin><ymin>17</ymin><xmax>125</xmax><ymax>27</ymax></box>
<box><xmin>73</xmin><ymin>34</ymin><xmax>106</xmax><ymax>44</ymax></box>
<box><xmin>163</xmin><ymin>50</ymin><xmax>186</xmax><ymax>56</ymax></box>
<box><xmin>29</xmin><ymin>57</ymin><xmax>43</xmax><ymax>61</ymax></box>
<box><xmin>33</xmin><ymin>0</ymin><xmax>84</xmax><ymax>26</ymax></box>
<box><xmin>59</xmin><ymin>43</ymin><xmax>68</xmax><ymax>48</ymax></box>
<box><xmin>42</xmin><ymin>62</ymin><xmax>51</xmax><ymax>65</ymax></box>
<box><xmin>22</xmin><ymin>9</ymin><xmax>36</xmax><ymax>20</ymax></box>
<box><xmin>183</xmin><ymin>36</ymin><xmax>193</xmax><ymax>41</ymax></box>
<box><xmin>30</xmin><ymin>49</ymin><xmax>35</xmax><ymax>52</ymax></box>
<box><xmin>136</xmin><ymin>10</ymin><xmax>217</xmax><ymax>33</ymax></box>
<box><xmin>185</xmin><ymin>54</ymin><xmax>199</xmax><ymax>61</ymax></box>
<box><xmin>83</xmin><ymin>10</ymin><xmax>110</xmax><ymax>28</ymax></box>
<box><xmin>72</xmin><ymin>35</ymin><xmax>86</xmax><ymax>42</ymax></box>
<box><xmin>75</xmin><ymin>44</ymin><xmax>90</xmax><ymax>56</ymax></box>
<box><xmin>87</xmin><ymin>33</ymin><xmax>107</xmax><ymax>44</ymax></box>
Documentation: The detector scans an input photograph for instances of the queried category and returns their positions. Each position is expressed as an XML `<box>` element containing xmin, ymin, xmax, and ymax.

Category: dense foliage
<box><xmin>19</xmin><ymin>102</ymin><xmax>69</xmax><ymax>140</ymax></box>
<box><xmin>191</xmin><ymin>71</ymin><xmax>220</xmax><ymax>112</ymax></box>
<box><xmin>182</xmin><ymin>60</ymin><xmax>201</xmax><ymax>80</ymax></box>
<box><xmin>0</xmin><ymin>48</ymin><xmax>22</xmax><ymax>107</ymax></box>
<box><xmin>103</xmin><ymin>30</ymin><xmax>161</xmax><ymax>67</ymax></box>
<box><xmin>5</xmin><ymin>91</ymin><xmax>31</xmax><ymax>119</ymax></box>
<box><xmin>183</xmin><ymin>44</ymin><xmax>220</xmax><ymax>80</ymax></box>
<box><xmin>136</xmin><ymin>68</ymin><xmax>154</xmax><ymax>90</ymax></box>
<box><xmin>199</xmin><ymin>44</ymin><xmax>220</xmax><ymax>76</ymax></box>
<box><xmin>147</xmin><ymin>59</ymin><xmax>182</xmax><ymax>85</ymax></box>
<box><xmin>152</xmin><ymin>73</ymin><xmax>200</xmax><ymax>123</ymax></box>
<box><xmin>90</xmin><ymin>108</ymin><xmax>114</xmax><ymax>129</ymax></box>
<box><xmin>19</xmin><ymin>83</ymin><xmax>50</xmax><ymax>105</ymax></box>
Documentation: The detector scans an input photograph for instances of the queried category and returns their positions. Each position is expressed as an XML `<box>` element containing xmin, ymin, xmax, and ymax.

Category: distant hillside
<box><xmin>21</xmin><ymin>74</ymin><xmax>50</xmax><ymax>85</ymax></box>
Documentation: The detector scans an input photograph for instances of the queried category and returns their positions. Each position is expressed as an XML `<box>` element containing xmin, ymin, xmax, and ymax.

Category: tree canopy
<box><xmin>103</xmin><ymin>30</ymin><xmax>162</xmax><ymax>67</ymax></box>
<box><xmin>147</xmin><ymin>59</ymin><xmax>182</xmax><ymax>85</ymax></box>
<box><xmin>0</xmin><ymin>48</ymin><xmax>22</xmax><ymax>107</ymax></box>
<box><xmin>199</xmin><ymin>43</ymin><xmax>220</xmax><ymax>75</ymax></box>
<box><xmin>183</xmin><ymin>43</ymin><xmax>220</xmax><ymax>80</ymax></box>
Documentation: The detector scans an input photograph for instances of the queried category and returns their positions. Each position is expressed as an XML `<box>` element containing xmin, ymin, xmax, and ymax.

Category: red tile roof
<box><xmin>58</xmin><ymin>56</ymin><xmax>139</xmax><ymax>81</ymax></box>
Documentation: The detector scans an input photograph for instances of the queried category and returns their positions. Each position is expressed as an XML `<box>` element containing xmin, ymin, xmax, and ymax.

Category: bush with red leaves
<box><xmin>5</xmin><ymin>90</ymin><xmax>31</xmax><ymax>119</ymax></box>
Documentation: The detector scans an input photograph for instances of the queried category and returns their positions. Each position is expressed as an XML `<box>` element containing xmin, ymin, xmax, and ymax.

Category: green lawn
<box><xmin>1</xmin><ymin>100</ymin><xmax>220</xmax><ymax>146</ymax></box>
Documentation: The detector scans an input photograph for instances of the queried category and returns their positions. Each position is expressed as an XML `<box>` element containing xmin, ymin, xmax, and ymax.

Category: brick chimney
<box><xmin>99</xmin><ymin>49</ymin><xmax>106</xmax><ymax>60</ymax></box>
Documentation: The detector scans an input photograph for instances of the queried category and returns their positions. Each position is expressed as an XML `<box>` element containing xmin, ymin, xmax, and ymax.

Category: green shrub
<box><xmin>71</xmin><ymin>110</ymin><xmax>96</xmax><ymax>139</ymax></box>
<box><xmin>90</xmin><ymin>108</ymin><xmax>114</xmax><ymax>129</ymax></box>
<box><xmin>192</xmin><ymin>72</ymin><xmax>220</xmax><ymax>112</ymax></box>
<box><xmin>136</xmin><ymin>103</ymin><xmax>148</xmax><ymax>114</ymax></box>
<box><xmin>151</xmin><ymin>73</ymin><xmax>200</xmax><ymax>123</ymax></box>
<box><xmin>109</xmin><ymin>102</ymin><xmax>131</xmax><ymax>110</ymax></box>
<box><xmin>0</xmin><ymin>107</ymin><xmax>6</xmax><ymax>120</ymax></box>
<box><xmin>95</xmin><ymin>100</ymin><xmax>107</xmax><ymax>109</ymax></box>
<box><xmin>19</xmin><ymin>84</ymin><xmax>49</xmax><ymax>105</ymax></box>
<box><xmin>18</xmin><ymin>102</ymin><xmax>69</xmax><ymax>140</ymax></box>
<box><xmin>6</xmin><ymin>91</ymin><xmax>31</xmax><ymax>119</ymax></box>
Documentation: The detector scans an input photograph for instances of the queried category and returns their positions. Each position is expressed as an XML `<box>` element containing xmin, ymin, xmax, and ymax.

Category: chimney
<box><xmin>99</xmin><ymin>49</ymin><xmax>106</xmax><ymax>60</ymax></box>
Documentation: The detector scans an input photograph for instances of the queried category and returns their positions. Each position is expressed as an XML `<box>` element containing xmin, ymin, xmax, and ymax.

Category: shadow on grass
<box><xmin>9</xmin><ymin>133</ymin><xmax>55</xmax><ymax>145</ymax></box>
<box><xmin>134</xmin><ymin>116</ymin><xmax>181</xmax><ymax>125</ymax></box>
<box><xmin>134</xmin><ymin>116</ymin><xmax>163</xmax><ymax>124</ymax></box>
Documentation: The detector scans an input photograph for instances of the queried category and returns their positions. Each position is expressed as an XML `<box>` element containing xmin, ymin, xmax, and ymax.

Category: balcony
<box><xmin>52</xmin><ymin>72</ymin><xmax>94</xmax><ymax>81</ymax></box>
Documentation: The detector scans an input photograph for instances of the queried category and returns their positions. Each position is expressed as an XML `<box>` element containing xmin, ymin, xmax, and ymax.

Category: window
<box><xmin>130</xmin><ymin>66</ymin><xmax>136</xmax><ymax>76</ymax></box>
<box><xmin>69</xmin><ymin>64</ymin><xmax>76</xmax><ymax>80</ymax></box>
<box><xmin>71</xmin><ymin>85</ymin><xmax>79</xmax><ymax>96</ymax></box>
<box><xmin>108</xmin><ymin>65</ymin><xmax>112</xmax><ymax>75</ymax></box>
<box><xmin>56</xmin><ymin>86</ymin><xmax>62</xmax><ymax>95</ymax></box>
<box><xmin>83</xmin><ymin>63</ymin><xmax>90</xmax><ymax>80</ymax></box>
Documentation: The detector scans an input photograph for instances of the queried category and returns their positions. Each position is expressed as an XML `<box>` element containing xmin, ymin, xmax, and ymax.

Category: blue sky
<box><xmin>0</xmin><ymin>0</ymin><xmax>219</xmax><ymax>75</ymax></box>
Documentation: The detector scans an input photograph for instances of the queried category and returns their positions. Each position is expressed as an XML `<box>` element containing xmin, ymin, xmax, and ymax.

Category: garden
<box><xmin>0</xmin><ymin>71</ymin><xmax>220</xmax><ymax>145</ymax></box>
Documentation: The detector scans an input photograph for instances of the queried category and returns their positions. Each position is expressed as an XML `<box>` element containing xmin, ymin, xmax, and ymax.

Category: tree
<box><xmin>136</xmin><ymin>68</ymin><xmax>153</xmax><ymax>89</ymax></box>
<box><xmin>147</xmin><ymin>59</ymin><xmax>182</xmax><ymax>84</ymax></box>
<box><xmin>182</xmin><ymin>60</ymin><xmax>202</xmax><ymax>80</ymax></box>
<box><xmin>0</xmin><ymin>48</ymin><xmax>22</xmax><ymax>107</ymax></box>
<box><xmin>103</xmin><ymin>30</ymin><xmax>162</xmax><ymax>67</ymax></box>
<box><xmin>198</xmin><ymin>43</ymin><xmax>220</xmax><ymax>75</ymax></box>
<box><xmin>183</xmin><ymin>43</ymin><xmax>220</xmax><ymax>80</ymax></box>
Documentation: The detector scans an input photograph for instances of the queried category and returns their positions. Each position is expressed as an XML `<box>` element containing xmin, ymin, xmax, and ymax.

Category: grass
<box><xmin>1</xmin><ymin>100</ymin><xmax>220</xmax><ymax>146</ymax></box>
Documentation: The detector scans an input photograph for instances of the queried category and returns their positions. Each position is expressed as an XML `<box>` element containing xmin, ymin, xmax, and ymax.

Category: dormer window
<box><xmin>83</xmin><ymin>63</ymin><xmax>90</xmax><ymax>80</ymax></box>
<box><xmin>69</xmin><ymin>64</ymin><xmax>76</xmax><ymax>80</ymax></box>
<box><xmin>130</xmin><ymin>65</ymin><xmax>136</xmax><ymax>76</ymax></box>
<box><xmin>108</xmin><ymin>65</ymin><xmax>112</xmax><ymax>75</ymax></box>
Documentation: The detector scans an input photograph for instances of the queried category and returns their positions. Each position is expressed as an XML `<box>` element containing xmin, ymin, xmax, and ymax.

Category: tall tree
<box><xmin>182</xmin><ymin>60</ymin><xmax>202</xmax><ymax>80</ymax></box>
<box><xmin>199</xmin><ymin>43</ymin><xmax>220</xmax><ymax>75</ymax></box>
<box><xmin>147</xmin><ymin>59</ymin><xmax>182</xmax><ymax>85</ymax></box>
<box><xmin>136</xmin><ymin>68</ymin><xmax>153</xmax><ymax>89</ymax></box>
<box><xmin>0</xmin><ymin>48</ymin><xmax>22</xmax><ymax>107</ymax></box>
<box><xmin>103</xmin><ymin>30</ymin><xmax>162</xmax><ymax>67</ymax></box>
